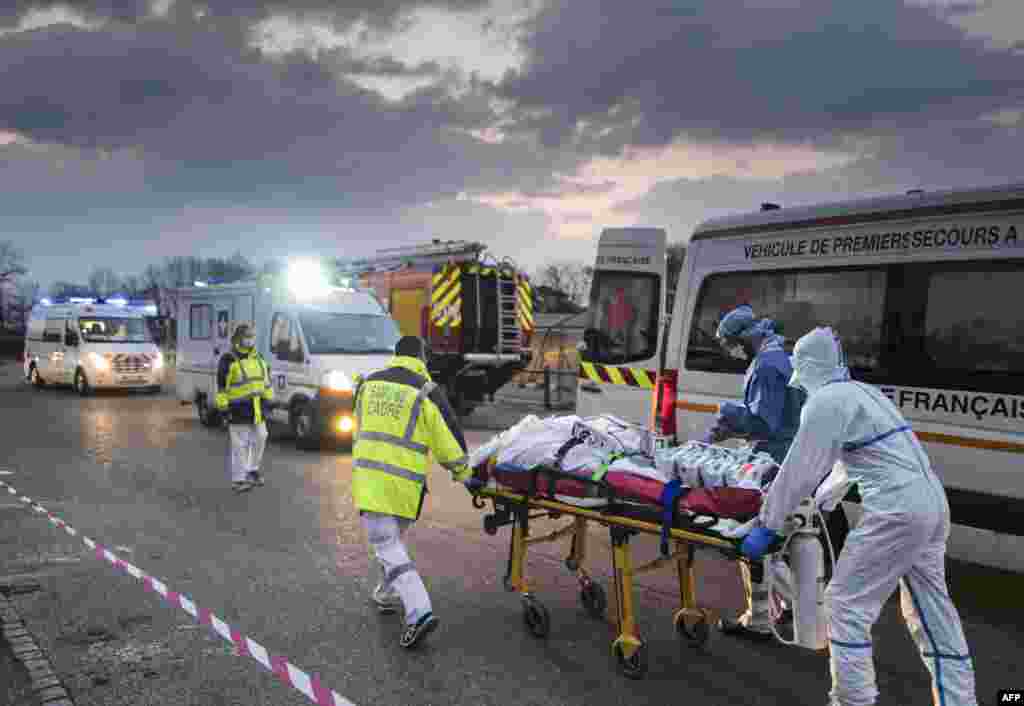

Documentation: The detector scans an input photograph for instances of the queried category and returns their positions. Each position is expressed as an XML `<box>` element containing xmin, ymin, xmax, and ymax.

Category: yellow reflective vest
<box><xmin>352</xmin><ymin>355</ymin><xmax>469</xmax><ymax>520</ymax></box>
<box><xmin>215</xmin><ymin>348</ymin><xmax>273</xmax><ymax>425</ymax></box>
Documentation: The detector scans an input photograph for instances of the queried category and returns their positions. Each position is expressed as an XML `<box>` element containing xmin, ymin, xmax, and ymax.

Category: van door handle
<box><xmin>580</xmin><ymin>382</ymin><xmax>602</xmax><ymax>394</ymax></box>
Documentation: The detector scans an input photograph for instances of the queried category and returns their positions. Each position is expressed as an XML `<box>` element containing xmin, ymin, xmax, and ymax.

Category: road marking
<box><xmin>0</xmin><ymin>479</ymin><xmax>359</xmax><ymax>706</ymax></box>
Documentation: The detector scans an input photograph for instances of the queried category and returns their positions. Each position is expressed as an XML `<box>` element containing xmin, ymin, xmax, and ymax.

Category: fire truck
<box><xmin>335</xmin><ymin>240</ymin><xmax>535</xmax><ymax>417</ymax></box>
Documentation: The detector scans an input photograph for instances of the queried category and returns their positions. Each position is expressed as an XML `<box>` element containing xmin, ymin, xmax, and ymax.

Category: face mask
<box><xmin>240</xmin><ymin>337</ymin><xmax>255</xmax><ymax>348</ymax></box>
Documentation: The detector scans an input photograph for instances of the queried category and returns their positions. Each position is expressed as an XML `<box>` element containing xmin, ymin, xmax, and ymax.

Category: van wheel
<box><xmin>74</xmin><ymin>369</ymin><xmax>91</xmax><ymax>397</ymax></box>
<box><xmin>197</xmin><ymin>396</ymin><xmax>221</xmax><ymax>428</ymax></box>
<box><xmin>291</xmin><ymin>400</ymin><xmax>320</xmax><ymax>451</ymax></box>
<box><xmin>30</xmin><ymin>366</ymin><xmax>45</xmax><ymax>388</ymax></box>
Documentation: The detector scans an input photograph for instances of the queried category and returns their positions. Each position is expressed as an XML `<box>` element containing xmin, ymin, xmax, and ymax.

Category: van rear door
<box><xmin>576</xmin><ymin>227</ymin><xmax>666</xmax><ymax>424</ymax></box>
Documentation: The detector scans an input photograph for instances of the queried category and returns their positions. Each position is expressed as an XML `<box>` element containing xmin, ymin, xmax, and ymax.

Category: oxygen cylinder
<box><xmin>789</xmin><ymin>527</ymin><xmax>827</xmax><ymax>650</ymax></box>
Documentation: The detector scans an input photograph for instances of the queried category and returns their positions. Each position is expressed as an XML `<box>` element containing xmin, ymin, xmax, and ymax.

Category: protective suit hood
<box><xmin>788</xmin><ymin>326</ymin><xmax>849</xmax><ymax>395</ymax></box>
<box><xmin>716</xmin><ymin>305</ymin><xmax>777</xmax><ymax>343</ymax></box>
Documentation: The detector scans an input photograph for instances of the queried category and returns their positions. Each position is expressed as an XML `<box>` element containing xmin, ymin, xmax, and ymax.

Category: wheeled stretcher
<box><xmin>467</xmin><ymin>457</ymin><xmax>759</xmax><ymax>679</ymax></box>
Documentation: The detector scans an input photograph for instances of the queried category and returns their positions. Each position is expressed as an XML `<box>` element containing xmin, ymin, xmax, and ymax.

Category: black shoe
<box><xmin>717</xmin><ymin>617</ymin><xmax>774</xmax><ymax>642</ymax></box>
<box><xmin>778</xmin><ymin>609</ymin><xmax>793</xmax><ymax>625</ymax></box>
<box><xmin>232</xmin><ymin>480</ymin><xmax>254</xmax><ymax>494</ymax></box>
<box><xmin>400</xmin><ymin>613</ymin><xmax>439</xmax><ymax>649</ymax></box>
<box><xmin>247</xmin><ymin>471</ymin><xmax>265</xmax><ymax>486</ymax></box>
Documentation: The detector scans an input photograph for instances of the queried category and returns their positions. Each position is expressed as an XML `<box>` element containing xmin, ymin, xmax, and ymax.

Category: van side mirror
<box><xmin>65</xmin><ymin>331</ymin><xmax>79</xmax><ymax>347</ymax></box>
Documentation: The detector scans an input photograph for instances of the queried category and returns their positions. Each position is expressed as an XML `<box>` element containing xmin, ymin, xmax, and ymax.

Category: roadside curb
<box><xmin>0</xmin><ymin>588</ymin><xmax>74</xmax><ymax>706</ymax></box>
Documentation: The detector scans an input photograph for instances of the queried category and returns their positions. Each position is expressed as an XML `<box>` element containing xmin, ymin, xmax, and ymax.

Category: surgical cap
<box><xmin>789</xmin><ymin>326</ymin><xmax>850</xmax><ymax>394</ymax></box>
<box><xmin>716</xmin><ymin>305</ymin><xmax>776</xmax><ymax>342</ymax></box>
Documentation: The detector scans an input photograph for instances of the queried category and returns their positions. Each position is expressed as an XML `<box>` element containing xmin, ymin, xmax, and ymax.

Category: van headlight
<box><xmin>89</xmin><ymin>352</ymin><xmax>110</xmax><ymax>371</ymax></box>
<box><xmin>322</xmin><ymin>370</ymin><xmax>353</xmax><ymax>392</ymax></box>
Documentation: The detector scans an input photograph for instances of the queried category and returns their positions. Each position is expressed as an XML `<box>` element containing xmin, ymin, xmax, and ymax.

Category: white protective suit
<box><xmin>228</xmin><ymin>423</ymin><xmax>268</xmax><ymax>484</ymax></box>
<box><xmin>759</xmin><ymin>328</ymin><xmax>976</xmax><ymax>706</ymax></box>
<box><xmin>361</xmin><ymin>511</ymin><xmax>432</xmax><ymax>624</ymax></box>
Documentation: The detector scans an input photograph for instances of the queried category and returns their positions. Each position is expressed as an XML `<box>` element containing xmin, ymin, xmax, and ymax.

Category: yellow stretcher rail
<box><xmin>468</xmin><ymin>484</ymin><xmax>746</xmax><ymax>679</ymax></box>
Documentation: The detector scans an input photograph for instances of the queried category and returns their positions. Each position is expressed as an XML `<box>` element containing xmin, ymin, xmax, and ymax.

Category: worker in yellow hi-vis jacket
<box><xmin>215</xmin><ymin>323</ymin><xmax>274</xmax><ymax>493</ymax></box>
<box><xmin>351</xmin><ymin>335</ymin><xmax>470</xmax><ymax>649</ymax></box>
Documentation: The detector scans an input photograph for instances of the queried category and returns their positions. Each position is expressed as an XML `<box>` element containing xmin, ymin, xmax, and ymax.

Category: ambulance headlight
<box><xmin>323</xmin><ymin>370</ymin><xmax>353</xmax><ymax>392</ymax></box>
<box><xmin>89</xmin><ymin>352</ymin><xmax>110</xmax><ymax>371</ymax></box>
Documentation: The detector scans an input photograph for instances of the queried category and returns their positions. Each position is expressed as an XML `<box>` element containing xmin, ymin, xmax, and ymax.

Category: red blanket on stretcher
<box><xmin>472</xmin><ymin>461</ymin><xmax>762</xmax><ymax>521</ymax></box>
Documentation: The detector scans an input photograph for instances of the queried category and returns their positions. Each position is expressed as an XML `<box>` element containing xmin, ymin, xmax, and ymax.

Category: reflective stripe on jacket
<box><xmin>352</xmin><ymin>355</ymin><xmax>468</xmax><ymax>520</ymax></box>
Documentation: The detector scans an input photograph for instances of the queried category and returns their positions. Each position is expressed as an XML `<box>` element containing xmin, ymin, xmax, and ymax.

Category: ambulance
<box><xmin>24</xmin><ymin>298</ymin><xmax>165</xmax><ymax>394</ymax></box>
<box><xmin>173</xmin><ymin>262</ymin><xmax>402</xmax><ymax>450</ymax></box>
<box><xmin>577</xmin><ymin>183</ymin><xmax>1024</xmax><ymax>573</ymax></box>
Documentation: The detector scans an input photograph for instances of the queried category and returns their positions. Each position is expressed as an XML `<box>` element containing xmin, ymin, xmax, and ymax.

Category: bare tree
<box><xmin>537</xmin><ymin>262</ymin><xmax>593</xmax><ymax>307</ymax></box>
<box><xmin>50</xmin><ymin>281</ymin><xmax>91</xmax><ymax>299</ymax></box>
<box><xmin>666</xmin><ymin>242</ymin><xmax>686</xmax><ymax>313</ymax></box>
<box><xmin>7</xmin><ymin>279</ymin><xmax>40</xmax><ymax>330</ymax></box>
<box><xmin>0</xmin><ymin>241</ymin><xmax>27</xmax><ymax>283</ymax></box>
<box><xmin>88</xmin><ymin>267</ymin><xmax>122</xmax><ymax>297</ymax></box>
<box><xmin>122</xmin><ymin>275</ymin><xmax>144</xmax><ymax>298</ymax></box>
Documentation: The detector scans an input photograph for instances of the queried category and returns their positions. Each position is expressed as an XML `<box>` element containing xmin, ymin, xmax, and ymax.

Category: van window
<box><xmin>78</xmin><ymin>317</ymin><xmax>153</xmax><ymax>343</ymax></box>
<box><xmin>190</xmin><ymin>304</ymin><xmax>212</xmax><ymax>340</ymax></box>
<box><xmin>908</xmin><ymin>261</ymin><xmax>1024</xmax><ymax>394</ymax></box>
<box><xmin>43</xmin><ymin>316</ymin><xmax>64</xmax><ymax>343</ymax></box>
<box><xmin>299</xmin><ymin>312</ymin><xmax>400</xmax><ymax>355</ymax></box>
<box><xmin>271</xmin><ymin>313</ymin><xmax>304</xmax><ymax>363</ymax></box>
<box><xmin>686</xmin><ymin>267</ymin><xmax>888</xmax><ymax>374</ymax></box>
<box><xmin>583</xmin><ymin>272</ymin><xmax>660</xmax><ymax>365</ymax></box>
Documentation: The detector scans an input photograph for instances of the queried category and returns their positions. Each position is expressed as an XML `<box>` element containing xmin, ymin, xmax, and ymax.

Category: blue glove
<box><xmin>740</xmin><ymin>526</ymin><xmax>783</xmax><ymax>560</ymax></box>
<box><xmin>464</xmin><ymin>477</ymin><xmax>484</xmax><ymax>491</ymax></box>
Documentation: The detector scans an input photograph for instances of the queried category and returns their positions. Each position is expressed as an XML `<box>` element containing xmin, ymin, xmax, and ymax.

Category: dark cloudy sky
<box><xmin>2</xmin><ymin>0</ymin><xmax>1023</xmax><ymax>289</ymax></box>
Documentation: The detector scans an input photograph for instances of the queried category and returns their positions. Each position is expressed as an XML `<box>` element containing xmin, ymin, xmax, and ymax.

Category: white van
<box><xmin>577</xmin><ymin>183</ymin><xmax>1024</xmax><ymax>573</ymax></box>
<box><xmin>173</xmin><ymin>276</ymin><xmax>402</xmax><ymax>449</ymax></box>
<box><xmin>24</xmin><ymin>300</ymin><xmax>165</xmax><ymax>395</ymax></box>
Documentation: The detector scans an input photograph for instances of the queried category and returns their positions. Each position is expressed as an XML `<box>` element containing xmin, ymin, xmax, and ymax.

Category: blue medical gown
<box><xmin>717</xmin><ymin>348</ymin><xmax>804</xmax><ymax>464</ymax></box>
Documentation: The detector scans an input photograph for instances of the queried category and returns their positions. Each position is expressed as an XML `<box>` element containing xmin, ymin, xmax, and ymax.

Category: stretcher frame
<box><xmin>468</xmin><ymin>462</ymin><xmax>750</xmax><ymax>680</ymax></box>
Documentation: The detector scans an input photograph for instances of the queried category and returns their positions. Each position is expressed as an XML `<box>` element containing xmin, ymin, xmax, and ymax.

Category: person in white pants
<box><xmin>229</xmin><ymin>423</ymin><xmax>269</xmax><ymax>487</ymax></box>
<box><xmin>216</xmin><ymin>323</ymin><xmax>274</xmax><ymax>493</ymax></box>
<box><xmin>362</xmin><ymin>512</ymin><xmax>432</xmax><ymax>625</ymax></box>
<box><xmin>743</xmin><ymin>327</ymin><xmax>977</xmax><ymax>706</ymax></box>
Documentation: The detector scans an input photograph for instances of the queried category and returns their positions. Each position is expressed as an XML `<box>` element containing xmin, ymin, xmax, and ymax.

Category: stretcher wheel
<box><xmin>483</xmin><ymin>515</ymin><xmax>500</xmax><ymax>535</ymax></box>
<box><xmin>522</xmin><ymin>597</ymin><xmax>550</xmax><ymax>639</ymax></box>
<box><xmin>580</xmin><ymin>581</ymin><xmax>606</xmax><ymax>619</ymax></box>
<box><xmin>675</xmin><ymin>610</ymin><xmax>711</xmax><ymax>648</ymax></box>
<box><xmin>613</xmin><ymin>642</ymin><xmax>647</xmax><ymax>680</ymax></box>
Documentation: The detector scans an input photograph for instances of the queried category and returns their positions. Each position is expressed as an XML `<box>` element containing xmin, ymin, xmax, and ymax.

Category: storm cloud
<box><xmin>498</xmin><ymin>0</ymin><xmax>1024</xmax><ymax>149</ymax></box>
<box><xmin>0</xmin><ymin>0</ymin><xmax>1022</xmax><ymax>288</ymax></box>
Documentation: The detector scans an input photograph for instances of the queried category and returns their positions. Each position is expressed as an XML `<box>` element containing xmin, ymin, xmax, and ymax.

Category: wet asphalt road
<box><xmin>0</xmin><ymin>361</ymin><xmax>1019</xmax><ymax>706</ymax></box>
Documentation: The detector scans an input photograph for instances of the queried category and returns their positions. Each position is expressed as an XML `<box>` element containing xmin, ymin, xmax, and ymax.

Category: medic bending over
<box><xmin>704</xmin><ymin>305</ymin><xmax>810</xmax><ymax>641</ymax></box>
<box><xmin>743</xmin><ymin>327</ymin><xmax>977</xmax><ymax>706</ymax></box>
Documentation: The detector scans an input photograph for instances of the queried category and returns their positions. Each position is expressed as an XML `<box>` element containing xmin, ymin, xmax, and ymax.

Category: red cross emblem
<box><xmin>606</xmin><ymin>288</ymin><xmax>634</xmax><ymax>331</ymax></box>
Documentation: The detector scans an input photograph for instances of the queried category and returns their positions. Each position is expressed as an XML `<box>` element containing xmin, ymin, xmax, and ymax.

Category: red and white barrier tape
<box><xmin>0</xmin><ymin>480</ymin><xmax>358</xmax><ymax>706</ymax></box>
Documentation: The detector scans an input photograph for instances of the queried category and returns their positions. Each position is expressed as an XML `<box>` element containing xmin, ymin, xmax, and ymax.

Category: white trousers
<box><xmin>228</xmin><ymin>423</ymin><xmax>268</xmax><ymax>483</ymax></box>
<box><xmin>826</xmin><ymin>509</ymin><xmax>976</xmax><ymax>706</ymax></box>
<box><xmin>361</xmin><ymin>511</ymin><xmax>432</xmax><ymax>624</ymax></box>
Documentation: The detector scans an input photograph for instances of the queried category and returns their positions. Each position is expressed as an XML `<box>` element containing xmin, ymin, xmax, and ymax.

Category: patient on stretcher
<box><xmin>467</xmin><ymin>414</ymin><xmax>781</xmax><ymax>526</ymax></box>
